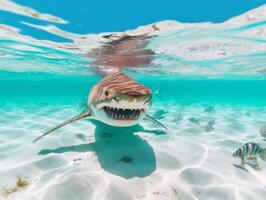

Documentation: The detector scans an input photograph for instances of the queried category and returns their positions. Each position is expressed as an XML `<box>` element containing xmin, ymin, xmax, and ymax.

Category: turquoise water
<box><xmin>1</xmin><ymin>69</ymin><xmax>266</xmax><ymax>199</ymax></box>
<box><xmin>1</xmin><ymin>71</ymin><xmax>266</xmax><ymax>106</ymax></box>
<box><xmin>1</xmin><ymin>3</ymin><xmax>266</xmax><ymax>200</ymax></box>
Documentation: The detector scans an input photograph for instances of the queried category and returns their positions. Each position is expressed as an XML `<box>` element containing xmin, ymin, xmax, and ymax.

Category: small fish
<box><xmin>245</xmin><ymin>111</ymin><xmax>251</xmax><ymax>117</ymax></box>
<box><xmin>188</xmin><ymin>117</ymin><xmax>200</xmax><ymax>124</ymax></box>
<box><xmin>153</xmin><ymin>109</ymin><xmax>168</xmax><ymax>120</ymax></box>
<box><xmin>204</xmin><ymin>120</ymin><xmax>215</xmax><ymax>132</ymax></box>
<box><xmin>175</xmin><ymin>112</ymin><xmax>184</xmax><ymax>122</ymax></box>
<box><xmin>154</xmin><ymin>89</ymin><xmax>164</xmax><ymax>101</ymax></box>
<box><xmin>204</xmin><ymin>106</ymin><xmax>215</xmax><ymax>113</ymax></box>
<box><xmin>233</xmin><ymin>143</ymin><xmax>266</xmax><ymax>169</ymax></box>
<box><xmin>154</xmin><ymin>89</ymin><xmax>160</xmax><ymax>95</ymax></box>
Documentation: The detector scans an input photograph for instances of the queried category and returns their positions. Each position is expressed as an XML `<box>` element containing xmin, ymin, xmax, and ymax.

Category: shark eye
<box><xmin>105</xmin><ymin>90</ymin><xmax>109</xmax><ymax>96</ymax></box>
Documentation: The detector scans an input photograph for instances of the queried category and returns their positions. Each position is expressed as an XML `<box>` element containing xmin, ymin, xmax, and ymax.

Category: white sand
<box><xmin>0</xmin><ymin>103</ymin><xmax>266</xmax><ymax>200</ymax></box>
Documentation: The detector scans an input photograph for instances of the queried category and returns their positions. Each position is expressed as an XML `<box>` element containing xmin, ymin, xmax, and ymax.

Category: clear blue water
<box><xmin>1</xmin><ymin>2</ymin><xmax>266</xmax><ymax>200</ymax></box>
<box><xmin>1</xmin><ymin>71</ymin><xmax>266</xmax><ymax>107</ymax></box>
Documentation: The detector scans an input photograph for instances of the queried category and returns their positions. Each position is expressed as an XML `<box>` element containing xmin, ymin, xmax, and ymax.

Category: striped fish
<box><xmin>233</xmin><ymin>143</ymin><xmax>266</xmax><ymax>164</ymax></box>
<box><xmin>34</xmin><ymin>71</ymin><xmax>166</xmax><ymax>143</ymax></box>
<box><xmin>204</xmin><ymin>120</ymin><xmax>215</xmax><ymax>132</ymax></box>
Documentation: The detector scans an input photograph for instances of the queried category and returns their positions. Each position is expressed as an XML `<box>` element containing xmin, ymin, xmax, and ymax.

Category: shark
<box><xmin>34</xmin><ymin>71</ymin><xmax>166</xmax><ymax>143</ymax></box>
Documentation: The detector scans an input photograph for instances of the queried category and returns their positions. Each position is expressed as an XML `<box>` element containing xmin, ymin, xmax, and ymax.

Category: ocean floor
<box><xmin>0</xmin><ymin>3</ymin><xmax>266</xmax><ymax>200</ymax></box>
<box><xmin>1</xmin><ymin>101</ymin><xmax>266</xmax><ymax>200</ymax></box>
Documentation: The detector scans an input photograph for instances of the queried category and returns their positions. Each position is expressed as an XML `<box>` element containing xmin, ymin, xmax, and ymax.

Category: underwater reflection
<box><xmin>39</xmin><ymin>121</ymin><xmax>166</xmax><ymax>179</ymax></box>
<box><xmin>89</xmin><ymin>34</ymin><xmax>155</xmax><ymax>75</ymax></box>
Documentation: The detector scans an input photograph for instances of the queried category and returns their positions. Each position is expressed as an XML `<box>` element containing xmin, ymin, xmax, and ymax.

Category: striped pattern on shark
<box><xmin>34</xmin><ymin>71</ymin><xmax>166</xmax><ymax>143</ymax></box>
<box><xmin>89</xmin><ymin>71</ymin><xmax>152</xmax><ymax>103</ymax></box>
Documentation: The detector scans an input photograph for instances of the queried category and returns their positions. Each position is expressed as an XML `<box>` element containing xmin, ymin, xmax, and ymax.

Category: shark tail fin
<box><xmin>144</xmin><ymin>114</ymin><xmax>167</xmax><ymax>130</ymax></box>
<box><xmin>260</xmin><ymin>149</ymin><xmax>266</xmax><ymax>161</ymax></box>
<box><xmin>34</xmin><ymin>111</ymin><xmax>91</xmax><ymax>143</ymax></box>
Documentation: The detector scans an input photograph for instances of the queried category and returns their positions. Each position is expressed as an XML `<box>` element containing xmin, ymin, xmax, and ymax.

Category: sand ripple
<box><xmin>0</xmin><ymin>104</ymin><xmax>266</xmax><ymax>199</ymax></box>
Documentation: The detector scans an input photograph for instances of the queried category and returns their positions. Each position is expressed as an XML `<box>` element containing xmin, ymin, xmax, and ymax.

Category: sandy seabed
<box><xmin>0</xmin><ymin>103</ymin><xmax>266</xmax><ymax>200</ymax></box>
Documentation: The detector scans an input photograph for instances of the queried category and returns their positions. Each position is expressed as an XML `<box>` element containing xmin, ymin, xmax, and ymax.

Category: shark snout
<box><xmin>91</xmin><ymin>93</ymin><xmax>151</xmax><ymax>126</ymax></box>
<box><xmin>98</xmin><ymin>93</ymin><xmax>151</xmax><ymax>109</ymax></box>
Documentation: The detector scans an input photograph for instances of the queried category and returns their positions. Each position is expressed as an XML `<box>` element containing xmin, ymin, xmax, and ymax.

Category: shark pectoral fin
<box><xmin>34</xmin><ymin>110</ymin><xmax>91</xmax><ymax>143</ymax></box>
<box><xmin>144</xmin><ymin>114</ymin><xmax>167</xmax><ymax>130</ymax></box>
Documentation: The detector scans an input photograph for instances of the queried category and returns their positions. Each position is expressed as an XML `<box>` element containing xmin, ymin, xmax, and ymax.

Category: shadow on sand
<box><xmin>39</xmin><ymin>121</ymin><xmax>166</xmax><ymax>179</ymax></box>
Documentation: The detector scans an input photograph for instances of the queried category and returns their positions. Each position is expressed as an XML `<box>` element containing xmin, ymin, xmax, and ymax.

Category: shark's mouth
<box><xmin>103</xmin><ymin>106</ymin><xmax>143</xmax><ymax>120</ymax></box>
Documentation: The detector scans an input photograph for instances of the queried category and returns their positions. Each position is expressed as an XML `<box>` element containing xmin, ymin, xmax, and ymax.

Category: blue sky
<box><xmin>1</xmin><ymin>0</ymin><xmax>266</xmax><ymax>41</ymax></box>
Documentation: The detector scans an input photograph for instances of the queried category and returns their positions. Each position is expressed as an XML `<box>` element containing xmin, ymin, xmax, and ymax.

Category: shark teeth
<box><xmin>103</xmin><ymin>106</ymin><xmax>142</xmax><ymax>120</ymax></box>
